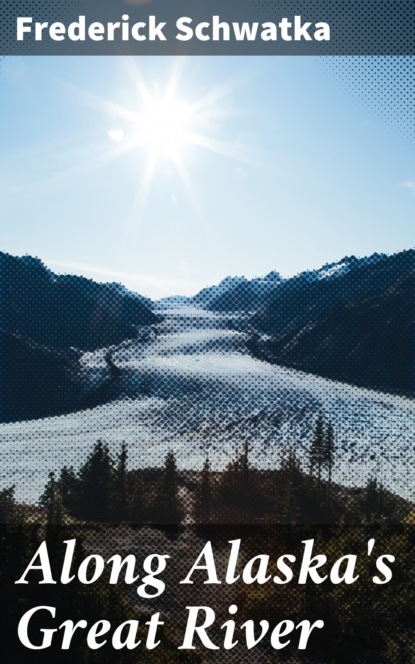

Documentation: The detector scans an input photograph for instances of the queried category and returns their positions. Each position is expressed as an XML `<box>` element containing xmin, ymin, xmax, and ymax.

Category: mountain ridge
<box><xmin>0</xmin><ymin>251</ymin><xmax>161</xmax><ymax>422</ymax></box>
<box><xmin>1</xmin><ymin>247</ymin><xmax>413</xmax><ymax>424</ymax></box>
<box><xmin>248</xmin><ymin>249</ymin><xmax>414</xmax><ymax>395</ymax></box>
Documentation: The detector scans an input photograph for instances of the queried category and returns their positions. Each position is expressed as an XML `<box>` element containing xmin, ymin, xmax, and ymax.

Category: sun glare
<box><xmin>140</xmin><ymin>96</ymin><xmax>193</xmax><ymax>159</ymax></box>
<box><xmin>82</xmin><ymin>60</ymin><xmax>248</xmax><ymax>214</ymax></box>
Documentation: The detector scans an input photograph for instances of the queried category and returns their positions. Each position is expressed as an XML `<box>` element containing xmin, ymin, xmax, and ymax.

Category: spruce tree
<box><xmin>280</xmin><ymin>447</ymin><xmax>302</xmax><ymax>524</ymax></box>
<box><xmin>152</xmin><ymin>451</ymin><xmax>183</xmax><ymax>525</ymax></box>
<box><xmin>217</xmin><ymin>441</ymin><xmax>256</xmax><ymax>511</ymax></box>
<box><xmin>0</xmin><ymin>486</ymin><xmax>17</xmax><ymax>524</ymax></box>
<box><xmin>195</xmin><ymin>458</ymin><xmax>212</xmax><ymax>523</ymax></box>
<box><xmin>113</xmin><ymin>442</ymin><xmax>128</xmax><ymax>522</ymax></box>
<box><xmin>59</xmin><ymin>466</ymin><xmax>79</xmax><ymax>516</ymax></box>
<box><xmin>309</xmin><ymin>413</ymin><xmax>325</xmax><ymax>484</ymax></box>
<box><xmin>77</xmin><ymin>440</ymin><xmax>114</xmax><ymax>522</ymax></box>
<box><xmin>324</xmin><ymin>420</ymin><xmax>335</xmax><ymax>485</ymax></box>
<box><xmin>128</xmin><ymin>475</ymin><xmax>146</xmax><ymax>524</ymax></box>
<box><xmin>40</xmin><ymin>472</ymin><xmax>65</xmax><ymax>525</ymax></box>
<box><xmin>241</xmin><ymin>440</ymin><xmax>250</xmax><ymax>496</ymax></box>
<box><xmin>361</xmin><ymin>478</ymin><xmax>386</xmax><ymax>524</ymax></box>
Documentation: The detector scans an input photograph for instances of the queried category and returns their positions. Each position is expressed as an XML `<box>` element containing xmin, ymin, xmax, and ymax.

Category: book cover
<box><xmin>0</xmin><ymin>1</ymin><xmax>414</xmax><ymax>661</ymax></box>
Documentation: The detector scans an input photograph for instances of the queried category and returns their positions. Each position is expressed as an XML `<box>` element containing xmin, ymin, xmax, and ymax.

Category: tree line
<box><xmin>39</xmin><ymin>441</ymin><xmax>183</xmax><ymax>526</ymax></box>
<box><xmin>0</xmin><ymin>413</ymin><xmax>408</xmax><ymax>527</ymax></box>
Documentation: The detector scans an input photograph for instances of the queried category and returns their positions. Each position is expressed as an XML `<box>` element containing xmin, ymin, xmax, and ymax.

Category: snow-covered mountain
<box><xmin>188</xmin><ymin>251</ymin><xmax>413</xmax><ymax>394</ymax></box>
<box><xmin>192</xmin><ymin>271</ymin><xmax>283</xmax><ymax>311</ymax></box>
<box><xmin>1</xmin><ymin>248</ymin><xmax>412</xmax><ymax>428</ymax></box>
<box><xmin>1</xmin><ymin>305</ymin><xmax>413</xmax><ymax>504</ymax></box>
<box><xmin>251</xmin><ymin>250</ymin><xmax>414</xmax><ymax>395</ymax></box>
<box><xmin>0</xmin><ymin>251</ymin><xmax>160</xmax><ymax>422</ymax></box>
<box><xmin>194</xmin><ymin>255</ymin><xmax>389</xmax><ymax>313</ymax></box>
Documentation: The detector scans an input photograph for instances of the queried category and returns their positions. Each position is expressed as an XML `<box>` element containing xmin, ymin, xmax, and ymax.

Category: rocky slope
<box><xmin>250</xmin><ymin>250</ymin><xmax>414</xmax><ymax>394</ymax></box>
<box><xmin>0</xmin><ymin>252</ymin><xmax>160</xmax><ymax>422</ymax></box>
<box><xmin>1</xmin><ymin>252</ymin><xmax>159</xmax><ymax>351</ymax></box>
<box><xmin>194</xmin><ymin>271</ymin><xmax>282</xmax><ymax>311</ymax></box>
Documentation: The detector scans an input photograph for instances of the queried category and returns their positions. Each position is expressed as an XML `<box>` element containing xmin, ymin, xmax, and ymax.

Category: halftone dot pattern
<box><xmin>0</xmin><ymin>249</ymin><xmax>413</xmax><ymax>518</ymax></box>
<box><xmin>0</xmin><ymin>0</ymin><xmax>86</xmax><ymax>55</ymax></box>
<box><xmin>0</xmin><ymin>142</ymin><xmax>413</xmax><ymax>664</ymax></box>
<box><xmin>0</xmin><ymin>0</ymin><xmax>414</xmax><ymax>54</ymax></box>
<box><xmin>322</xmin><ymin>56</ymin><xmax>415</xmax><ymax>147</ymax></box>
<box><xmin>0</xmin><ymin>5</ymin><xmax>414</xmax><ymax>657</ymax></box>
<box><xmin>252</xmin><ymin>0</ymin><xmax>415</xmax><ymax>55</ymax></box>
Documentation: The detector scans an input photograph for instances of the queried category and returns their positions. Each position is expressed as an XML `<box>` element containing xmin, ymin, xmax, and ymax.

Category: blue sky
<box><xmin>0</xmin><ymin>55</ymin><xmax>414</xmax><ymax>298</ymax></box>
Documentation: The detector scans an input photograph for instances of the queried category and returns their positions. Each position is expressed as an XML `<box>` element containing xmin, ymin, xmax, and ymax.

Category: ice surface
<box><xmin>1</xmin><ymin>306</ymin><xmax>413</xmax><ymax>503</ymax></box>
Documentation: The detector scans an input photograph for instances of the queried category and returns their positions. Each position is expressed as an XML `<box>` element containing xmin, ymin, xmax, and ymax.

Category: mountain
<box><xmin>0</xmin><ymin>252</ymin><xmax>161</xmax><ymax>422</ymax></box>
<box><xmin>157</xmin><ymin>295</ymin><xmax>192</xmax><ymax>308</ymax></box>
<box><xmin>2</xmin><ymin>247</ymin><xmax>413</xmax><ymax>423</ymax></box>
<box><xmin>193</xmin><ymin>271</ymin><xmax>282</xmax><ymax>311</ymax></box>
<box><xmin>0</xmin><ymin>329</ymin><xmax>82</xmax><ymax>422</ymax></box>
<box><xmin>249</xmin><ymin>250</ymin><xmax>414</xmax><ymax>394</ymax></box>
<box><xmin>1</xmin><ymin>252</ymin><xmax>160</xmax><ymax>351</ymax></box>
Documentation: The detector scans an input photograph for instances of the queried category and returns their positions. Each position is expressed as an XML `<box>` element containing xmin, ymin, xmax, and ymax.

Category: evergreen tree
<box><xmin>241</xmin><ymin>440</ymin><xmax>250</xmax><ymax>495</ymax></box>
<box><xmin>309</xmin><ymin>413</ymin><xmax>325</xmax><ymax>484</ymax></box>
<box><xmin>112</xmin><ymin>442</ymin><xmax>128</xmax><ymax>522</ymax></box>
<box><xmin>77</xmin><ymin>440</ymin><xmax>114</xmax><ymax>522</ymax></box>
<box><xmin>221</xmin><ymin>440</ymin><xmax>251</xmax><ymax>503</ymax></box>
<box><xmin>152</xmin><ymin>451</ymin><xmax>183</xmax><ymax>525</ymax></box>
<box><xmin>323</xmin><ymin>420</ymin><xmax>335</xmax><ymax>485</ymax></box>
<box><xmin>217</xmin><ymin>442</ymin><xmax>271</xmax><ymax>517</ymax></box>
<box><xmin>59</xmin><ymin>466</ymin><xmax>79</xmax><ymax>515</ymax></box>
<box><xmin>0</xmin><ymin>486</ymin><xmax>17</xmax><ymax>524</ymax></box>
<box><xmin>280</xmin><ymin>447</ymin><xmax>302</xmax><ymax>523</ymax></box>
<box><xmin>40</xmin><ymin>472</ymin><xmax>65</xmax><ymax>525</ymax></box>
<box><xmin>195</xmin><ymin>458</ymin><xmax>212</xmax><ymax>523</ymax></box>
<box><xmin>127</xmin><ymin>475</ymin><xmax>146</xmax><ymax>524</ymax></box>
<box><xmin>360</xmin><ymin>478</ymin><xmax>388</xmax><ymax>524</ymax></box>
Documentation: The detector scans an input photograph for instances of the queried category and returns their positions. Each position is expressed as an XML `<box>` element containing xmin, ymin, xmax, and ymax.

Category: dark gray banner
<box><xmin>1</xmin><ymin>0</ymin><xmax>415</xmax><ymax>55</ymax></box>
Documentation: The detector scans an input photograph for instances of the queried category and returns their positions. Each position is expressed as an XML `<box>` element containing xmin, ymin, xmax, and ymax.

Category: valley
<box><xmin>1</xmin><ymin>305</ymin><xmax>413</xmax><ymax>504</ymax></box>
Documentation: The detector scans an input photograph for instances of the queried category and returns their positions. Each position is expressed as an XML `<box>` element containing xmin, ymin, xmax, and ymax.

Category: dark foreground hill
<box><xmin>0</xmin><ymin>329</ymin><xmax>82</xmax><ymax>422</ymax></box>
<box><xmin>249</xmin><ymin>250</ymin><xmax>414</xmax><ymax>394</ymax></box>
<box><xmin>0</xmin><ymin>252</ymin><xmax>160</xmax><ymax>422</ymax></box>
<box><xmin>1</xmin><ymin>252</ymin><xmax>159</xmax><ymax>351</ymax></box>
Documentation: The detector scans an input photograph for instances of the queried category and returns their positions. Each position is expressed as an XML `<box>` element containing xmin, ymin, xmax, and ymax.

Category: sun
<box><xmin>83</xmin><ymin>60</ymin><xmax>248</xmax><ymax>213</ymax></box>
<box><xmin>139</xmin><ymin>95</ymin><xmax>194</xmax><ymax>160</ymax></box>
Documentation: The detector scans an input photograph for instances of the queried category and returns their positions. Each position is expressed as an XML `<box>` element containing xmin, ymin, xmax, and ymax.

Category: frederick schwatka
<box><xmin>16</xmin><ymin>15</ymin><xmax>331</xmax><ymax>43</ymax></box>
